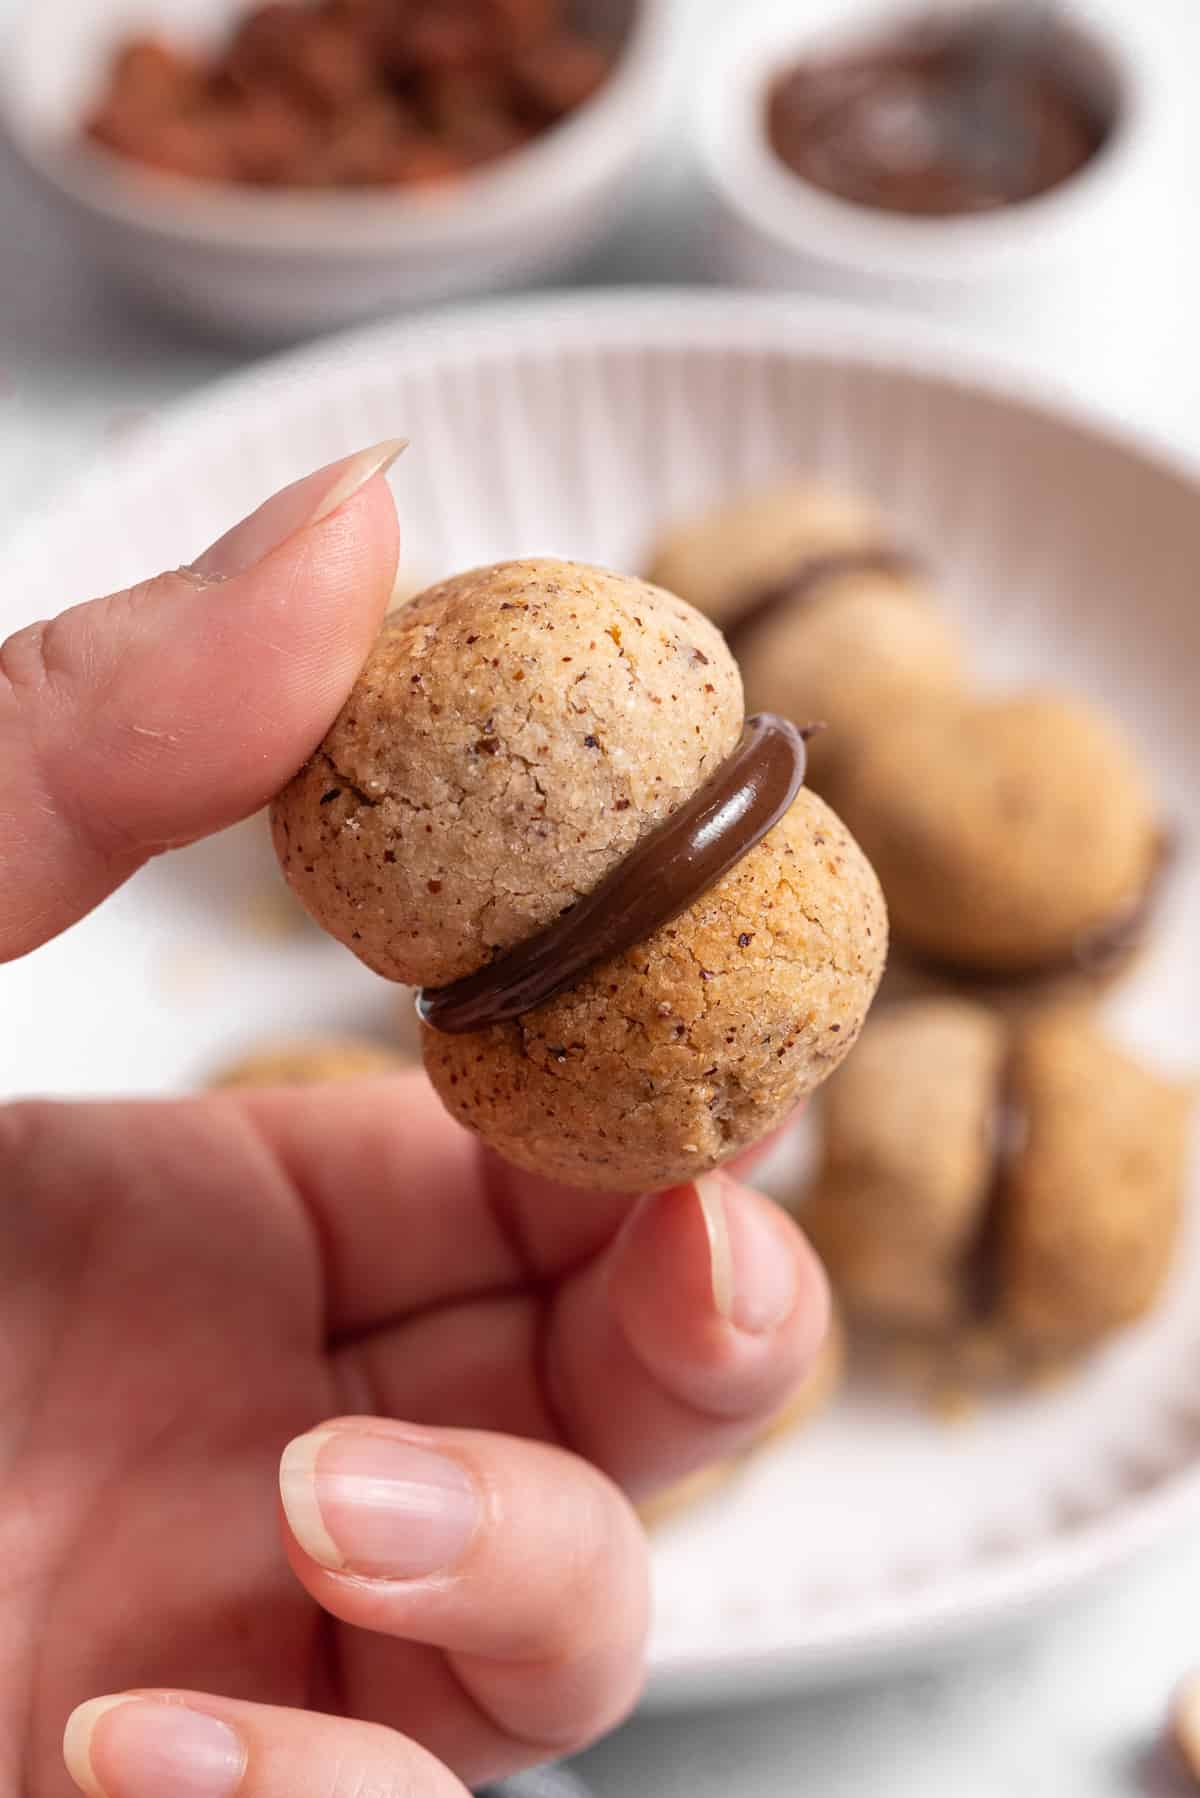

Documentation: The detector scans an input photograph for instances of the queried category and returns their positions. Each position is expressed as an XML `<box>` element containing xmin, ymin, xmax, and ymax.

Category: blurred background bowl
<box><xmin>697</xmin><ymin>0</ymin><xmax>1153</xmax><ymax>308</ymax></box>
<box><xmin>0</xmin><ymin>0</ymin><xmax>668</xmax><ymax>339</ymax></box>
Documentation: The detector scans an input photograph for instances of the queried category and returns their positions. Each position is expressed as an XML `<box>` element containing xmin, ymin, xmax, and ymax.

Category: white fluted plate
<box><xmin>2</xmin><ymin>291</ymin><xmax>1198</xmax><ymax>1707</ymax></box>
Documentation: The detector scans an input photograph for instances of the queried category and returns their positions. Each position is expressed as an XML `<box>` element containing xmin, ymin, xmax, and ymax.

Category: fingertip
<box><xmin>278</xmin><ymin>1428</ymin><xmax>346</xmax><ymax>1573</ymax></box>
<box><xmin>63</xmin><ymin>1695</ymin><xmax>246</xmax><ymax>1798</ymax></box>
<box><xmin>63</xmin><ymin>1697</ymin><xmax>133</xmax><ymax>1798</ymax></box>
<box><xmin>609</xmin><ymin>1174</ymin><xmax>830</xmax><ymax>1417</ymax></box>
<box><xmin>204</xmin><ymin>465</ymin><xmax>400</xmax><ymax>694</ymax></box>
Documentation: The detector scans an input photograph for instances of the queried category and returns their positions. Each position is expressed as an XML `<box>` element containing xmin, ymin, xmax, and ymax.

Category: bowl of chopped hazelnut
<box><xmin>0</xmin><ymin>0</ymin><xmax>667</xmax><ymax>338</ymax></box>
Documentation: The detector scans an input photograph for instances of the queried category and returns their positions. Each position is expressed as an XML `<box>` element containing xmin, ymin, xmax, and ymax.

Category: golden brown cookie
<box><xmin>804</xmin><ymin>998</ymin><xmax>1006</xmax><ymax>1332</ymax></box>
<box><xmin>803</xmin><ymin>998</ymin><xmax>1192</xmax><ymax>1380</ymax></box>
<box><xmin>647</xmin><ymin>481</ymin><xmax>890</xmax><ymax>628</ymax></box>
<box><xmin>274</xmin><ymin>558</ymin><xmax>743</xmax><ymax>989</ymax></box>
<box><xmin>424</xmin><ymin>790</ymin><xmax>886</xmax><ymax>1188</ymax></box>
<box><xmin>834</xmin><ymin>691</ymin><xmax>1163</xmax><ymax>980</ymax></box>
<box><xmin>272</xmin><ymin>558</ymin><xmax>887</xmax><ymax>1191</ymax></box>
<box><xmin>1000</xmin><ymin>1009</ymin><xmax>1194</xmax><ymax>1350</ymax></box>
<box><xmin>209</xmin><ymin>1036</ymin><xmax>410</xmax><ymax>1088</ymax></box>
<box><xmin>646</xmin><ymin>480</ymin><xmax>965</xmax><ymax>788</ymax></box>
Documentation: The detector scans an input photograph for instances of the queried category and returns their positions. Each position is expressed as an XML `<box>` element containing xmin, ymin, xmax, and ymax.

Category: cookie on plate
<box><xmin>1000</xmin><ymin>1009</ymin><xmax>1194</xmax><ymax>1349</ymax></box>
<box><xmin>804</xmin><ymin>998</ymin><xmax>1193</xmax><ymax>1368</ymax></box>
<box><xmin>646</xmin><ymin>480</ymin><xmax>965</xmax><ymax>787</ymax></box>
<box><xmin>209</xmin><ymin>1036</ymin><xmax>410</xmax><ymax>1088</ymax></box>
<box><xmin>835</xmin><ymin>691</ymin><xmax>1165</xmax><ymax>983</ymax></box>
<box><xmin>804</xmin><ymin>998</ymin><xmax>1006</xmax><ymax>1332</ymax></box>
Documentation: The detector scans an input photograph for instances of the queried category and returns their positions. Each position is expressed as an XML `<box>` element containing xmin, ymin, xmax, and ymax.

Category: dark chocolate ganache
<box><xmin>766</xmin><ymin>16</ymin><xmax>1109</xmax><ymax>217</ymax></box>
<box><xmin>726</xmin><ymin>546</ymin><xmax>919</xmax><ymax>662</ymax></box>
<box><xmin>418</xmin><ymin>713</ymin><xmax>809</xmax><ymax>1034</ymax></box>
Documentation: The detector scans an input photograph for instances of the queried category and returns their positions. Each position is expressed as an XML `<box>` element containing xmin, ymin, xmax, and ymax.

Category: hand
<box><xmin>0</xmin><ymin>447</ymin><xmax>829</xmax><ymax>1798</ymax></box>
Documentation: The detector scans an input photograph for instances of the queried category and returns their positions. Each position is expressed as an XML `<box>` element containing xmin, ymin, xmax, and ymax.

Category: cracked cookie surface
<box><xmin>271</xmin><ymin>558</ymin><xmax>742</xmax><ymax>986</ymax></box>
<box><xmin>423</xmin><ymin>790</ymin><xmax>887</xmax><ymax>1190</ymax></box>
<box><xmin>272</xmin><ymin>557</ymin><xmax>887</xmax><ymax>1190</ymax></box>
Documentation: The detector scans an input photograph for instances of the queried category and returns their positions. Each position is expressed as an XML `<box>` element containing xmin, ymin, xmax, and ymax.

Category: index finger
<box><xmin>239</xmin><ymin>1070</ymin><xmax>800</xmax><ymax>1336</ymax></box>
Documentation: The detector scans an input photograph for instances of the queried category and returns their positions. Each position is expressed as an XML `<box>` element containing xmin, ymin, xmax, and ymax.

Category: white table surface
<box><xmin>3</xmin><ymin>1</ymin><xmax>1200</xmax><ymax>1793</ymax></box>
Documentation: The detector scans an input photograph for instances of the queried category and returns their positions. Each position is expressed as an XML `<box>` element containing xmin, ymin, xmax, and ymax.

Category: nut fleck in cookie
<box><xmin>836</xmin><ymin>691</ymin><xmax>1164</xmax><ymax>981</ymax></box>
<box><xmin>805</xmin><ymin>998</ymin><xmax>1007</xmax><ymax>1332</ymax></box>
<box><xmin>646</xmin><ymin>480</ymin><xmax>965</xmax><ymax>787</ymax></box>
<box><xmin>272</xmin><ymin>558</ymin><xmax>887</xmax><ymax>1190</ymax></box>
<box><xmin>1000</xmin><ymin>1009</ymin><xmax>1194</xmax><ymax>1350</ymax></box>
<box><xmin>209</xmin><ymin>1037</ymin><xmax>410</xmax><ymax>1088</ymax></box>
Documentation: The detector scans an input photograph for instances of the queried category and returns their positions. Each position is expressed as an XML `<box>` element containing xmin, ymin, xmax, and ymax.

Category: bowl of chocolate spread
<box><xmin>699</xmin><ymin>2</ymin><xmax>1148</xmax><ymax>295</ymax></box>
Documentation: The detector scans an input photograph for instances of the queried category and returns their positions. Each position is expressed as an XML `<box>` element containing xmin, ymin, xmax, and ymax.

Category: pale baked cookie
<box><xmin>647</xmin><ymin>481</ymin><xmax>894</xmax><ymax>629</ymax></box>
<box><xmin>805</xmin><ymin>998</ymin><xmax>1006</xmax><ymax>1332</ymax></box>
<box><xmin>646</xmin><ymin>480</ymin><xmax>965</xmax><ymax>787</ymax></box>
<box><xmin>273</xmin><ymin>557</ymin><xmax>744</xmax><ymax>988</ymax></box>
<box><xmin>835</xmin><ymin>692</ymin><xmax>1164</xmax><ymax>980</ymax></box>
<box><xmin>803</xmin><ymin>998</ymin><xmax>1192</xmax><ymax>1374</ymax></box>
<box><xmin>1000</xmin><ymin>1009</ymin><xmax>1194</xmax><ymax>1350</ymax></box>
<box><xmin>209</xmin><ymin>1036</ymin><xmax>410</xmax><ymax>1088</ymax></box>
<box><xmin>273</xmin><ymin>558</ymin><xmax>887</xmax><ymax>1190</ymax></box>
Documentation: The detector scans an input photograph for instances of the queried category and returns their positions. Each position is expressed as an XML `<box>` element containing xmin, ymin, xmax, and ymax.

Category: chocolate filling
<box><xmin>960</xmin><ymin>1052</ymin><xmax>1022</xmax><ymax>1325</ymax></box>
<box><xmin>765</xmin><ymin>23</ymin><xmax>1109</xmax><ymax>219</ymax></box>
<box><xmin>417</xmin><ymin>713</ymin><xmax>809</xmax><ymax>1035</ymax></box>
<box><xmin>725</xmin><ymin>546</ymin><xmax>919</xmax><ymax>662</ymax></box>
<box><xmin>1061</xmin><ymin>836</ymin><xmax>1173</xmax><ymax>979</ymax></box>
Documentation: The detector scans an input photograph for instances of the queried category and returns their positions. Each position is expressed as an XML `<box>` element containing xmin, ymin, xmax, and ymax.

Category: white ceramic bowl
<box><xmin>698</xmin><ymin>0</ymin><xmax>1155</xmax><ymax>306</ymax></box>
<box><xmin>2</xmin><ymin>290</ymin><xmax>1199</xmax><ymax>1705</ymax></box>
<box><xmin>0</xmin><ymin>0</ymin><xmax>668</xmax><ymax>339</ymax></box>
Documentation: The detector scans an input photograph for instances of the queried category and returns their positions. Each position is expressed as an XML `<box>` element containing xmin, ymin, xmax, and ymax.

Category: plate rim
<box><xmin>5</xmin><ymin>286</ymin><xmax>1199</xmax><ymax>1701</ymax></box>
<box><xmin>5</xmin><ymin>287</ymin><xmax>1200</xmax><ymax>581</ymax></box>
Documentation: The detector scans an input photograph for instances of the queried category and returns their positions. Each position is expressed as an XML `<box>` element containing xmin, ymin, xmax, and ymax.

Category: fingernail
<box><xmin>64</xmin><ymin>1696</ymin><xmax>244</xmax><ymax>1798</ymax></box>
<box><xmin>695</xmin><ymin>1174</ymin><xmax>797</xmax><ymax>1335</ymax></box>
<box><xmin>280</xmin><ymin>1427</ymin><xmax>480</xmax><ymax>1579</ymax></box>
<box><xmin>192</xmin><ymin>438</ymin><xmax>406</xmax><ymax>581</ymax></box>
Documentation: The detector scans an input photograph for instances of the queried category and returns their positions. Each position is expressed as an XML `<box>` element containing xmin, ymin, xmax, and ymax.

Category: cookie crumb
<box><xmin>242</xmin><ymin>884</ymin><xmax>312</xmax><ymax>941</ymax></box>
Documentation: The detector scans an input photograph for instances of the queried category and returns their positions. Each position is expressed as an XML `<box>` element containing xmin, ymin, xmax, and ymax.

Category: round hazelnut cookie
<box><xmin>804</xmin><ymin>998</ymin><xmax>1007</xmax><ymax>1332</ymax></box>
<box><xmin>999</xmin><ymin>1009</ymin><xmax>1194</xmax><ymax>1351</ymax></box>
<box><xmin>646</xmin><ymin>480</ymin><xmax>888</xmax><ymax>629</ymax></box>
<box><xmin>646</xmin><ymin>480</ymin><xmax>964</xmax><ymax>787</ymax></box>
<box><xmin>423</xmin><ymin>788</ymin><xmax>886</xmax><ymax>1189</ymax></box>
<box><xmin>209</xmin><ymin>1036</ymin><xmax>410</xmax><ymax>1088</ymax></box>
<box><xmin>835</xmin><ymin>691</ymin><xmax>1164</xmax><ymax>980</ymax></box>
<box><xmin>273</xmin><ymin>558</ymin><xmax>743</xmax><ymax>988</ymax></box>
<box><xmin>734</xmin><ymin>576</ymin><xmax>965</xmax><ymax>792</ymax></box>
<box><xmin>272</xmin><ymin>558</ymin><xmax>887</xmax><ymax>1191</ymax></box>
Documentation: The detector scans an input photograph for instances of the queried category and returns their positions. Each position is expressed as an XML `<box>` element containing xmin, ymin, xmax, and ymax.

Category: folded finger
<box><xmin>546</xmin><ymin>1172</ymin><xmax>831</xmax><ymax>1494</ymax></box>
<box><xmin>244</xmin><ymin>1072</ymin><xmax>803</xmax><ymax>1338</ymax></box>
<box><xmin>278</xmin><ymin>1418</ymin><xmax>648</xmax><ymax>1769</ymax></box>
<box><xmin>64</xmin><ymin>1690</ymin><xmax>468</xmax><ymax>1798</ymax></box>
<box><xmin>340</xmin><ymin>1170</ymin><xmax>829</xmax><ymax>1500</ymax></box>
